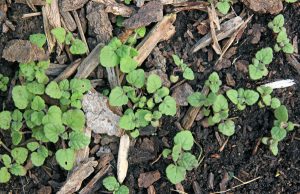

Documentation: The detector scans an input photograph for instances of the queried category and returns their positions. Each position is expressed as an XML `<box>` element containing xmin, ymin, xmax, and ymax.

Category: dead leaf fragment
<box><xmin>138</xmin><ymin>170</ymin><xmax>161</xmax><ymax>188</ymax></box>
<box><xmin>123</xmin><ymin>1</ymin><xmax>163</xmax><ymax>29</ymax></box>
<box><xmin>2</xmin><ymin>40</ymin><xmax>48</xmax><ymax>63</ymax></box>
<box><xmin>117</xmin><ymin>134</ymin><xmax>130</xmax><ymax>183</ymax></box>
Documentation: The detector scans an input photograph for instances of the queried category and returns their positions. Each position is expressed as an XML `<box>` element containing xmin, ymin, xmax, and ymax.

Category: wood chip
<box><xmin>57</xmin><ymin>160</ymin><xmax>98</xmax><ymax>194</ymax></box>
<box><xmin>61</xmin><ymin>0</ymin><xmax>89</xmax><ymax>12</ymax></box>
<box><xmin>117</xmin><ymin>134</ymin><xmax>130</xmax><ymax>183</ymax></box>
<box><xmin>191</xmin><ymin>16</ymin><xmax>244</xmax><ymax>53</ymax></box>
<box><xmin>2</xmin><ymin>40</ymin><xmax>48</xmax><ymax>63</ymax></box>
<box><xmin>82</xmin><ymin>91</ymin><xmax>122</xmax><ymax>137</ymax></box>
<box><xmin>172</xmin><ymin>83</ymin><xmax>194</xmax><ymax>106</ymax></box>
<box><xmin>123</xmin><ymin>1</ymin><xmax>163</xmax><ymax>29</ymax></box>
<box><xmin>138</xmin><ymin>170</ymin><xmax>161</xmax><ymax>188</ymax></box>
<box><xmin>92</xmin><ymin>0</ymin><xmax>133</xmax><ymax>17</ymax></box>
<box><xmin>147</xmin><ymin>185</ymin><xmax>156</xmax><ymax>194</ymax></box>
<box><xmin>208</xmin><ymin>6</ymin><xmax>222</xmax><ymax>55</ymax></box>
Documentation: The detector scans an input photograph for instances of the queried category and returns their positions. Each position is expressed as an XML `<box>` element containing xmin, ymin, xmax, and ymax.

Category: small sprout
<box><xmin>268</xmin><ymin>14</ymin><xmax>285</xmax><ymax>33</ymax></box>
<box><xmin>0</xmin><ymin>73</ymin><xmax>9</xmax><ymax>92</ymax></box>
<box><xmin>172</xmin><ymin>54</ymin><xmax>195</xmax><ymax>80</ymax></box>
<box><xmin>126</xmin><ymin>69</ymin><xmax>145</xmax><ymax>88</ymax></box>
<box><xmin>109</xmin><ymin>87</ymin><xmax>129</xmax><ymax>106</ymax></box>
<box><xmin>226</xmin><ymin>88</ymin><xmax>259</xmax><ymax>110</ymax></box>
<box><xmin>0</xmin><ymin>111</ymin><xmax>11</xmax><ymax>130</ymax></box>
<box><xmin>274</xmin><ymin>31</ymin><xmax>294</xmax><ymax>54</ymax></box>
<box><xmin>146</xmin><ymin>74</ymin><xmax>162</xmax><ymax>93</ymax></box>
<box><xmin>158</xmin><ymin>96</ymin><xmax>177</xmax><ymax>116</ymax></box>
<box><xmin>216</xmin><ymin>0</ymin><xmax>231</xmax><ymax>14</ymax></box>
<box><xmin>205</xmin><ymin>72</ymin><xmax>222</xmax><ymax>93</ymax></box>
<box><xmin>248</xmin><ymin>47</ymin><xmax>273</xmax><ymax>80</ymax></box>
<box><xmin>165</xmin><ymin>130</ymin><xmax>198</xmax><ymax>184</ymax></box>
<box><xmin>29</xmin><ymin>33</ymin><xmax>47</xmax><ymax>48</ymax></box>
<box><xmin>218</xmin><ymin>119</ymin><xmax>235</xmax><ymax>136</ymax></box>
<box><xmin>170</xmin><ymin>75</ymin><xmax>179</xmax><ymax>83</ymax></box>
<box><xmin>103</xmin><ymin>176</ymin><xmax>129</xmax><ymax>194</ymax></box>
<box><xmin>187</xmin><ymin>92</ymin><xmax>206</xmax><ymax>107</ymax></box>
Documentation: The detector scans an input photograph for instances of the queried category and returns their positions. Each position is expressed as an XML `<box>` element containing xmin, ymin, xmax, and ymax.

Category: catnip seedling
<box><xmin>172</xmin><ymin>54</ymin><xmax>195</xmax><ymax>81</ymax></box>
<box><xmin>216</xmin><ymin>0</ymin><xmax>231</xmax><ymax>14</ymax></box>
<box><xmin>0</xmin><ymin>73</ymin><xmax>9</xmax><ymax>92</ymax></box>
<box><xmin>248</xmin><ymin>47</ymin><xmax>273</xmax><ymax>80</ymax></box>
<box><xmin>226</xmin><ymin>88</ymin><xmax>259</xmax><ymax>110</ymax></box>
<box><xmin>262</xmin><ymin>105</ymin><xmax>294</xmax><ymax>155</ymax></box>
<box><xmin>102</xmin><ymin>176</ymin><xmax>129</xmax><ymax>194</ymax></box>
<box><xmin>163</xmin><ymin>130</ymin><xmax>198</xmax><ymax>184</ymax></box>
<box><xmin>256</xmin><ymin>86</ymin><xmax>281</xmax><ymax>109</ymax></box>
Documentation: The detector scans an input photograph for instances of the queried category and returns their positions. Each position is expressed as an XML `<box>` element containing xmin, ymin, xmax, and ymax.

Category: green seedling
<box><xmin>29</xmin><ymin>33</ymin><xmax>47</xmax><ymax>48</ymax></box>
<box><xmin>51</xmin><ymin>27</ymin><xmax>88</xmax><ymax>54</ymax></box>
<box><xmin>163</xmin><ymin>130</ymin><xmax>198</xmax><ymax>184</ymax></box>
<box><xmin>216</xmin><ymin>0</ymin><xmax>231</xmax><ymax>14</ymax></box>
<box><xmin>226</xmin><ymin>88</ymin><xmax>259</xmax><ymax>110</ymax></box>
<box><xmin>284</xmin><ymin>0</ymin><xmax>297</xmax><ymax>3</ymax></box>
<box><xmin>205</xmin><ymin>72</ymin><xmax>222</xmax><ymax>93</ymax></box>
<box><xmin>103</xmin><ymin>176</ymin><xmax>129</xmax><ymax>194</ymax></box>
<box><xmin>127</xmin><ymin>27</ymin><xmax>147</xmax><ymax>45</ymax></box>
<box><xmin>172</xmin><ymin>54</ymin><xmax>195</xmax><ymax>80</ymax></box>
<box><xmin>274</xmin><ymin>31</ymin><xmax>294</xmax><ymax>54</ymax></box>
<box><xmin>268</xmin><ymin>14</ymin><xmax>285</xmax><ymax>33</ymax></box>
<box><xmin>262</xmin><ymin>105</ymin><xmax>294</xmax><ymax>155</ymax></box>
<box><xmin>248</xmin><ymin>47</ymin><xmax>273</xmax><ymax>80</ymax></box>
<box><xmin>0</xmin><ymin>153</ymin><xmax>27</xmax><ymax>183</ymax></box>
<box><xmin>0</xmin><ymin>74</ymin><xmax>9</xmax><ymax>92</ymax></box>
<box><xmin>257</xmin><ymin>86</ymin><xmax>281</xmax><ymax>109</ymax></box>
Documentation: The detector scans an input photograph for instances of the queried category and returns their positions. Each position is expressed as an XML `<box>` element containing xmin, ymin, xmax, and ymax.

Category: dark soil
<box><xmin>0</xmin><ymin>1</ymin><xmax>299</xmax><ymax>194</ymax></box>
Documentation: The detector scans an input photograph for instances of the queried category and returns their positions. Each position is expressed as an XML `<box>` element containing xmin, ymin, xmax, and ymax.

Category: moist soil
<box><xmin>0</xmin><ymin>2</ymin><xmax>299</xmax><ymax>194</ymax></box>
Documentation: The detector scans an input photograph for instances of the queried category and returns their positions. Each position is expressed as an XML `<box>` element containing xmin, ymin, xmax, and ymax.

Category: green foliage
<box><xmin>284</xmin><ymin>0</ymin><xmax>297</xmax><ymax>2</ymax></box>
<box><xmin>216</xmin><ymin>0</ymin><xmax>231</xmax><ymax>14</ymax></box>
<box><xmin>109</xmin><ymin>87</ymin><xmax>129</xmax><ymax>106</ymax></box>
<box><xmin>55</xmin><ymin>148</ymin><xmax>75</xmax><ymax>170</ymax></box>
<box><xmin>172</xmin><ymin>55</ymin><xmax>195</xmax><ymax>80</ymax></box>
<box><xmin>262</xmin><ymin>105</ymin><xmax>294</xmax><ymax>156</ymax></box>
<box><xmin>257</xmin><ymin>86</ymin><xmax>281</xmax><ymax>109</ymax></box>
<box><xmin>19</xmin><ymin>61</ymin><xmax>49</xmax><ymax>84</ymax></box>
<box><xmin>248</xmin><ymin>47</ymin><xmax>273</xmax><ymax>80</ymax></box>
<box><xmin>29</xmin><ymin>33</ymin><xmax>47</xmax><ymax>48</ymax></box>
<box><xmin>147</xmin><ymin>74</ymin><xmax>162</xmax><ymax>93</ymax></box>
<box><xmin>205</xmin><ymin>72</ymin><xmax>222</xmax><ymax>93</ymax></box>
<box><xmin>103</xmin><ymin>176</ymin><xmax>129</xmax><ymax>194</ymax></box>
<box><xmin>0</xmin><ymin>73</ymin><xmax>9</xmax><ymax>92</ymax></box>
<box><xmin>268</xmin><ymin>14</ymin><xmax>285</xmax><ymax>33</ymax></box>
<box><xmin>274</xmin><ymin>31</ymin><xmax>294</xmax><ymax>54</ymax></box>
<box><xmin>164</xmin><ymin>130</ymin><xmax>198</xmax><ymax>184</ymax></box>
<box><xmin>226</xmin><ymin>88</ymin><xmax>259</xmax><ymax>110</ymax></box>
<box><xmin>50</xmin><ymin>27</ymin><xmax>88</xmax><ymax>55</ymax></box>
<box><xmin>0</xmin><ymin>111</ymin><xmax>11</xmax><ymax>130</ymax></box>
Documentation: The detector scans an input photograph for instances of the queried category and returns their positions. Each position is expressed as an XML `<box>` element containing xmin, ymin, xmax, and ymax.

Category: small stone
<box><xmin>214</xmin><ymin>58</ymin><xmax>231</xmax><ymax>71</ymax></box>
<box><xmin>37</xmin><ymin>186</ymin><xmax>52</xmax><ymax>194</ymax></box>
<box><xmin>235</xmin><ymin>60</ymin><xmax>249</xmax><ymax>73</ymax></box>
<box><xmin>172</xmin><ymin>83</ymin><xmax>194</xmax><ymax>106</ymax></box>
<box><xmin>226</xmin><ymin>73</ymin><xmax>236</xmax><ymax>87</ymax></box>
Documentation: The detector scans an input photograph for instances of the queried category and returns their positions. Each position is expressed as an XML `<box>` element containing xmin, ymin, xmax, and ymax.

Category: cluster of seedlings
<box><xmin>0</xmin><ymin>31</ymin><xmax>90</xmax><ymax>183</ymax></box>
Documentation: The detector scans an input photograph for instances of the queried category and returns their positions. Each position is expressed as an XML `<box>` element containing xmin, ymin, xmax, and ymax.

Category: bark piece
<box><xmin>61</xmin><ymin>0</ymin><xmax>89</xmax><ymax>12</ymax></box>
<box><xmin>138</xmin><ymin>170</ymin><xmax>161</xmax><ymax>188</ymax></box>
<box><xmin>37</xmin><ymin>186</ymin><xmax>52</xmax><ymax>194</ymax></box>
<box><xmin>54</xmin><ymin>59</ymin><xmax>81</xmax><ymax>82</ymax></box>
<box><xmin>172</xmin><ymin>83</ymin><xmax>194</xmax><ymax>106</ymax></box>
<box><xmin>191</xmin><ymin>16</ymin><xmax>243</xmax><ymax>53</ymax></box>
<box><xmin>86</xmin><ymin>2</ymin><xmax>112</xmax><ymax>44</ymax></box>
<box><xmin>57</xmin><ymin>160</ymin><xmax>98</xmax><ymax>194</ymax></box>
<box><xmin>60</xmin><ymin>11</ymin><xmax>77</xmax><ymax>32</ymax></box>
<box><xmin>82</xmin><ymin>91</ymin><xmax>122</xmax><ymax>137</ymax></box>
<box><xmin>123</xmin><ymin>1</ymin><xmax>163</xmax><ymax>29</ymax></box>
<box><xmin>15</xmin><ymin>0</ymin><xmax>45</xmax><ymax>5</ymax></box>
<box><xmin>2</xmin><ymin>40</ymin><xmax>48</xmax><ymax>63</ymax></box>
<box><xmin>44</xmin><ymin>0</ymin><xmax>61</xmax><ymax>28</ymax></box>
<box><xmin>241</xmin><ymin>0</ymin><xmax>283</xmax><ymax>14</ymax></box>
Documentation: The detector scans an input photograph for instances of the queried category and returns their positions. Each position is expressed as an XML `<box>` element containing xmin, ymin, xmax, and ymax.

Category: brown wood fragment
<box><xmin>160</xmin><ymin>0</ymin><xmax>188</xmax><ymax>4</ymax></box>
<box><xmin>191</xmin><ymin>16</ymin><xmax>244</xmax><ymax>53</ymax></box>
<box><xmin>75</xmin><ymin>127</ymin><xmax>92</xmax><ymax>165</ymax></box>
<box><xmin>286</xmin><ymin>54</ymin><xmax>300</xmax><ymax>75</ymax></box>
<box><xmin>92</xmin><ymin>0</ymin><xmax>133</xmax><ymax>17</ymax></box>
<box><xmin>138</xmin><ymin>170</ymin><xmax>161</xmax><ymax>188</ymax></box>
<box><xmin>46</xmin><ymin>64</ymin><xmax>68</xmax><ymax>76</ymax></box>
<box><xmin>61</xmin><ymin>0</ymin><xmax>89</xmax><ymax>12</ymax></box>
<box><xmin>123</xmin><ymin>1</ymin><xmax>163</xmax><ymax>29</ymax></box>
<box><xmin>173</xmin><ymin>1</ymin><xmax>209</xmax><ymax>13</ymax></box>
<box><xmin>54</xmin><ymin>59</ymin><xmax>81</xmax><ymax>82</ymax></box>
<box><xmin>193</xmin><ymin>181</ymin><xmax>202</xmax><ymax>194</ymax></box>
<box><xmin>44</xmin><ymin>0</ymin><xmax>61</xmax><ymax>28</ymax></box>
<box><xmin>72</xmin><ymin>10</ymin><xmax>90</xmax><ymax>54</ymax></box>
<box><xmin>208</xmin><ymin>6</ymin><xmax>222</xmax><ymax>55</ymax></box>
<box><xmin>57</xmin><ymin>160</ymin><xmax>98</xmax><ymax>194</ymax></box>
<box><xmin>135</xmin><ymin>14</ymin><xmax>176</xmax><ymax>66</ymax></box>
<box><xmin>60</xmin><ymin>11</ymin><xmax>77</xmax><ymax>32</ymax></box>
<box><xmin>147</xmin><ymin>185</ymin><xmax>156</xmax><ymax>194</ymax></box>
<box><xmin>181</xmin><ymin>86</ymin><xmax>209</xmax><ymax>129</ymax></box>
<box><xmin>42</xmin><ymin>7</ymin><xmax>55</xmax><ymax>53</ymax></box>
<box><xmin>15</xmin><ymin>0</ymin><xmax>45</xmax><ymax>6</ymax></box>
<box><xmin>75</xmin><ymin>43</ymin><xmax>104</xmax><ymax>79</ymax></box>
<box><xmin>79</xmin><ymin>164</ymin><xmax>111</xmax><ymax>194</ymax></box>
